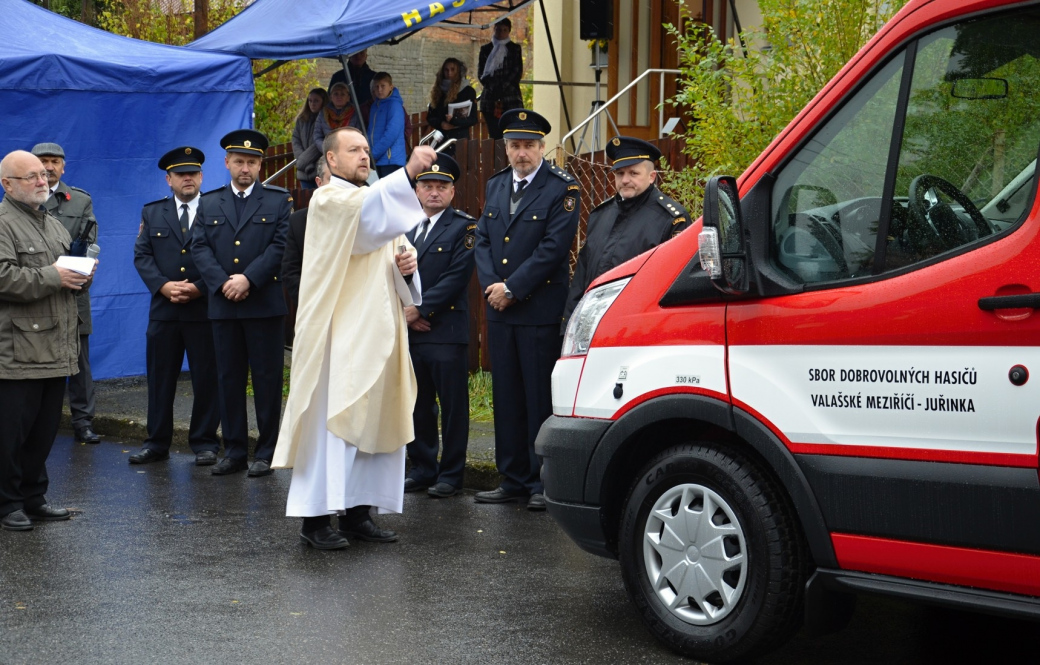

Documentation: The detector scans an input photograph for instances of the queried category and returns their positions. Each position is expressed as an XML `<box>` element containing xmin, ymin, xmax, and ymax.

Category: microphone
<box><xmin>86</xmin><ymin>244</ymin><xmax>101</xmax><ymax>260</ymax></box>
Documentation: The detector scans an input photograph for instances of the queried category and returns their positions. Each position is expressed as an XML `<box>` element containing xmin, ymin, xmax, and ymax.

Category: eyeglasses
<box><xmin>5</xmin><ymin>172</ymin><xmax>48</xmax><ymax>183</ymax></box>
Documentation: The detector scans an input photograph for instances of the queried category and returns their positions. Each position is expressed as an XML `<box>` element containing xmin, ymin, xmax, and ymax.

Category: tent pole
<box><xmin>340</xmin><ymin>54</ymin><xmax>369</xmax><ymax>143</ymax></box>
<box><xmin>537</xmin><ymin>0</ymin><xmax>574</xmax><ymax>153</ymax></box>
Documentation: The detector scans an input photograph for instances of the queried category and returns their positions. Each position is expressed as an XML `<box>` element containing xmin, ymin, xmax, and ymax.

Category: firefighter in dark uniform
<box><xmin>130</xmin><ymin>147</ymin><xmax>221</xmax><ymax>466</ymax></box>
<box><xmin>32</xmin><ymin>142</ymin><xmax>100</xmax><ymax>445</ymax></box>
<box><xmin>473</xmin><ymin>109</ymin><xmax>581</xmax><ymax>511</ymax></box>
<box><xmin>191</xmin><ymin>130</ymin><xmax>292</xmax><ymax>477</ymax></box>
<box><xmin>402</xmin><ymin>154</ymin><xmax>477</xmax><ymax>498</ymax></box>
<box><xmin>562</xmin><ymin>136</ymin><xmax>690</xmax><ymax>329</ymax></box>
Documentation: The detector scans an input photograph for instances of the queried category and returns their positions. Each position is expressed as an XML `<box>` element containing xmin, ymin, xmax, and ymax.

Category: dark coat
<box><xmin>45</xmin><ymin>181</ymin><xmax>96</xmax><ymax>334</ymax></box>
<box><xmin>409</xmin><ymin>206</ymin><xmax>477</xmax><ymax>346</ymax></box>
<box><xmin>427</xmin><ymin>85</ymin><xmax>478</xmax><ymax>147</ymax></box>
<box><xmin>281</xmin><ymin>206</ymin><xmax>307</xmax><ymax>310</ymax></box>
<box><xmin>134</xmin><ymin>197</ymin><xmax>210</xmax><ymax>322</ymax></box>
<box><xmin>191</xmin><ymin>183</ymin><xmax>292</xmax><ymax>320</ymax></box>
<box><xmin>475</xmin><ymin>160</ymin><xmax>581</xmax><ymax>326</ymax></box>
<box><xmin>562</xmin><ymin>185</ymin><xmax>690</xmax><ymax>329</ymax></box>
<box><xmin>478</xmin><ymin>41</ymin><xmax>524</xmax><ymax>114</ymax></box>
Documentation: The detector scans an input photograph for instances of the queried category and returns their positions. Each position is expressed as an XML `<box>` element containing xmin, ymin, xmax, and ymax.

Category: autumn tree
<box><xmin>95</xmin><ymin>0</ymin><xmax>317</xmax><ymax>144</ymax></box>
<box><xmin>659</xmin><ymin>0</ymin><xmax>910</xmax><ymax>216</ymax></box>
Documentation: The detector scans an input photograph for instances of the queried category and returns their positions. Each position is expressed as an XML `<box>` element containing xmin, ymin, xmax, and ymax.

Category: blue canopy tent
<box><xmin>0</xmin><ymin>0</ymin><xmax>253</xmax><ymax>379</ymax></box>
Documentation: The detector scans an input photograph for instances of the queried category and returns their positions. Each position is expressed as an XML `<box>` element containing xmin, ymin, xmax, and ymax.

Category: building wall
<box><xmin>315</xmin><ymin>11</ymin><xmax>532</xmax><ymax>129</ymax></box>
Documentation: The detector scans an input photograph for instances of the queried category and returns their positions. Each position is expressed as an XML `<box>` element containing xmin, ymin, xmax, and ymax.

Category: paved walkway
<box><xmin>61</xmin><ymin>371</ymin><xmax>502</xmax><ymax>490</ymax></box>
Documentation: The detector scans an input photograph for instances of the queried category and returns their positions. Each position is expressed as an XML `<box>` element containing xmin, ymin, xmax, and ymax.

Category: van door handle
<box><xmin>978</xmin><ymin>293</ymin><xmax>1040</xmax><ymax>310</ymax></box>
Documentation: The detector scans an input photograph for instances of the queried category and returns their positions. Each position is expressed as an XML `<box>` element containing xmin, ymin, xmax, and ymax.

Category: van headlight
<box><xmin>561</xmin><ymin>278</ymin><xmax>630</xmax><ymax>357</ymax></box>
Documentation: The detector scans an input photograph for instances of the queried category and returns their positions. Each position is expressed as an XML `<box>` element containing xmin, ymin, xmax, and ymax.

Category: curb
<box><xmin>60</xmin><ymin>412</ymin><xmax>503</xmax><ymax>491</ymax></box>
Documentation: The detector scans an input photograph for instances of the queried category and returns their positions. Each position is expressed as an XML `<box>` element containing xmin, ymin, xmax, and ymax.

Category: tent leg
<box><xmin>339</xmin><ymin>54</ymin><xmax>369</xmax><ymax>143</ymax></box>
<box><xmin>538</xmin><ymin>0</ymin><xmax>574</xmax><ymax>153</ymax></box>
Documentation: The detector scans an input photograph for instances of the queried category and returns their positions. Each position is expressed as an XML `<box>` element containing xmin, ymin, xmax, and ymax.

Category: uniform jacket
<box><xmin>191</xmin><ymin>183</ymin><xmax>292</xmax><ymax>320</ymax></box>
<box><xmin>478</xmin><ymin>41</ymin><xmax>524</xmax><ymax>114</ymax></box>
<box><xmin>563</xmin><ymin>185</ymin><xmax>690</xmax><ymax>328</ymax></box>
<box><xmin>475</xmin><ymin>160</ymin><xmax>581</xmax><ymax>326</ymax></box>
<box><xmin>281</xmin><ymin>205</ymin><xmax>308</xmax><ymax>310</ymax></box>
<box><xmin>0</xmin><ymin>196</ymin><xmax>79</xmax><ymax>379</ymax></box>
<box><xmin>45</xmin><ymin>181</ymin><xmax>96</xmax><ymax>334</ymax></box>
<box><xmin>134</xmin><ymin>196</ymin><xmax>210</xmax><ymax>322</ymax></box>
<box><xmin>409</xmin><ymin>206</ymin><xmax>477</xmax><ymax>346</ymax></box>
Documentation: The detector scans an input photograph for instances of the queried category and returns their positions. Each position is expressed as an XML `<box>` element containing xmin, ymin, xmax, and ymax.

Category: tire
<box><xmin>618</xmin><ymin>443</ymin><xmax>808</xmax><ymax>663</ymax></box>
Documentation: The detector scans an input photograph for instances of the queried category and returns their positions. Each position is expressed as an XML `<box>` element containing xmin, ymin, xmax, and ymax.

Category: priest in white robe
<box><xmin>273</xmin><ymin>127</ymin><xmax>438</xmax><ymax>549</ymax></box>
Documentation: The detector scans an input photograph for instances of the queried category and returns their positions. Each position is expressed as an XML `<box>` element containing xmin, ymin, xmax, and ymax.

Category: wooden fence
<box><xmin>260</xmin><ymin>116</ymin><xmax>693</xmax><ymax>372</ymax></box>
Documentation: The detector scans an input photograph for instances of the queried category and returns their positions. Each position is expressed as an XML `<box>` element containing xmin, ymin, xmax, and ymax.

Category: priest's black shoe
<box><xmin>404</xmin><ymin>477</ymin><xmax>429</xmax><ymax>493</ymax></box>
<box><xmin>211</xmin><ymin>457</ymin><xmax>248</xmax><ymax>475</ymax></box>
<box><xmin>194</xmin><ymin>451</ymin><xmax>218</xmax><ymax>466</ymax></box>
<box><xmin>339</xmin><ymin>519</ymin><xmax>399</xmax><ymax>543</ymax></box>
<box><xmin>247</xmin><ymin>459</ymin><xmax>273</xmax><ymax>477</ymax></box>
<box><xmin>74</xmin><ymin>427</ymin><xmax>101</xmax><ymax>444</ymax></box>
<box><xmin>299</xmin><ymin>526</ymin><xmax>350</xmax><ymax>550</ymax></box>
<box><xmin>129</xmin><ymin>448</ymin><xmax>169</xmax><ymax>465</ymax></box>
<box><xmin>474</xmin><ymin>487</ymin><xmax>527</xmax><ymax>504</ymax></box>
<box><xmin>527</xmin><ymin>493</ymin><xmax>547</xmax><ymax>511</ymax></box>
<box><xmin>1</xmin><ymin>510</ymin><xmax>32</xmax><ymax>531</ymax></box>
<box><xmin>427</xmin><ymin>482</ymin><xmax>457</xmax><ymax>498</ymax></box>
<box><xmin>25</xmin><ymin>504</ymin><xmax>70</xmax><ymax>521</ymax></box>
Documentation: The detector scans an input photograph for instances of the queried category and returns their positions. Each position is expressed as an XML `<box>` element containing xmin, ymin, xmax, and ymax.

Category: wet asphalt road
<box><xmin>1</xmin><ymin>436</ymin><xmax>1036</xmax><ymax>664</ymax></box>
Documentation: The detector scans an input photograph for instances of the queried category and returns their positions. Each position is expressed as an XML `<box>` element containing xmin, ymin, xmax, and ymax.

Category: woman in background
<box><xmin>426</xmin><ymin>58</ymin><xmax>477</xmax><ymax>157</ymax></box>
<box><xmin>292</xmin><ymin>87</ymin><xmax>327</xmax><ymax>190</ymax></box>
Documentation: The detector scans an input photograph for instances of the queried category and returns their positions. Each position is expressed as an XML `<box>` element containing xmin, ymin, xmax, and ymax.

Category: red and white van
<box><xmin>538</xmin><ymin>0</ymin><xmax>1040</xmax><ymax>661</ymax></box>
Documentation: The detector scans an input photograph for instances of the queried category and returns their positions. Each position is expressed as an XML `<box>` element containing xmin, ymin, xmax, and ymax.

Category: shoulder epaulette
<box><xmin>456</xmin><ymin>210</ymin><xmax>476</xmax><ymax>221</ymax></box>
<box><xmin>201</xmin><ymin>186</ymin><xmax>225</xmax><ymax>196</ymax></box>
<box><xmin>547</xmin><ymin>163</ymin><xmax>574</xmax><ymax>183</ymax></box>
<box><xmin>143</xmin><ymin>196</ymin><xmax>170</xmax><ymax>208</ymax></box>
<box><xmin>68</xmin><ymin>185</ymin><xmax>92</xmax><ymax>197</ymax></box>
<box><xmin>654</xmin><ymin>189</ymin><xmax>688</xmax><ymax>218</ymax></box>
<box><xmin>263</xmin><ymin>183</ymin><xmax>289</xmax><ymax>194</ymax></box>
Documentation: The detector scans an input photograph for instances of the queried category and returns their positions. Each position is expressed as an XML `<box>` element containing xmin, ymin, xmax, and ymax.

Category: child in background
<box><xmin>368</xmin><ymin>72</ymin><xmax>407</xmax><ymax>178</ymax></box>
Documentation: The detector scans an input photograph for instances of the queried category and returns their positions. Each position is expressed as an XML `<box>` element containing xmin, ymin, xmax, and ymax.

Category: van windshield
<box><xmin>770</xmin><ymin>7</ymin><xmax>1040</xmax><ymax>283</ymax></box>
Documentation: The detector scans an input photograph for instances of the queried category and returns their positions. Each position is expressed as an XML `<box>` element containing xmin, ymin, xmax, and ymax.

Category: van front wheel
<box><xmin>618</xmin><ymin>443</ymin><xmax>807</xmax><ymax>663</ymax></box>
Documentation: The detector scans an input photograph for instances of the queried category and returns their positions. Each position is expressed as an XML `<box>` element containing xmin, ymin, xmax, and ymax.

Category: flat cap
<box><xmin>31</xmin><ymin>142</ymin><xmax>65</xmax><ymax>158</ymax></box>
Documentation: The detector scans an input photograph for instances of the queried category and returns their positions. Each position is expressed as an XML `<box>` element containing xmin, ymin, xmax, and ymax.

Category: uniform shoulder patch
<box><xmin>464</xmin><ymin>223</ymin><xmax>477</xmax><ymax>249</ymax></box>
<box><xmin>465</xmin><ymin>223</ymin><xmax>477</xmax><ymax>231</ymax></box>
<box><xmin>567</xmin><ymin>183</ymin><xmax>581</xmax><ymax>192</ymax></box>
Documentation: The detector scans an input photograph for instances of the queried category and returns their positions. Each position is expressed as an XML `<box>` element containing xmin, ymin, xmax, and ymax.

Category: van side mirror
<box><xmin>699</xmin><ymin>175</ymin><xmax>749</xmax><ymax>295</ymax></box>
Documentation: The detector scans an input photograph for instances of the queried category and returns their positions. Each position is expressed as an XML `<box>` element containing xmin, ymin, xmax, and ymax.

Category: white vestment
<box><xmin>277</xmin><ymin>169</ymin><xmax>424</xmax><ymax>517</ymax></box>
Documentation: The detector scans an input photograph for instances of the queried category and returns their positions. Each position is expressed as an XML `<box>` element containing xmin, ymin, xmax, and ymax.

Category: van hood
<box><xmin>587</xmin><ymin>245</ymin><xmax>659</xmax><ymax>291</ymax></box>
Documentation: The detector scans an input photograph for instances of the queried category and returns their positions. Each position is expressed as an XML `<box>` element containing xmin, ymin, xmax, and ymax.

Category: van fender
<box><xmin>585</xmin><ymin>394</ymin><xmax>837</xmax><ymax>568</ymax></box>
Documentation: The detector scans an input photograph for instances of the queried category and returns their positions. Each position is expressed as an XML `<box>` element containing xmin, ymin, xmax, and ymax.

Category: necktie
<box><xmin>179</xmin><ymin>203</ymin><xmax>190</xmax><ymax>232</ymax></box>
<box><xmin>414</xmin><ymin>218</ymin><xmax>430</xmax><ymax>251</ymax></box>
<box><xmin>234</xmin><ymin>189</ymin><xmax>246</xmax><ymax>219</ymax></box>
<box><xmin>511</xmin><ymin>179</ymin><xmax>527</xmax><ymax>205</ymax></box>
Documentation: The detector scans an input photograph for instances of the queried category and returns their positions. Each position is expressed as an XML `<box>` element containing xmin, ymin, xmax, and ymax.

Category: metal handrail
<box><xmin>263</xmin><ymin>158</ymin><xmax>296</xmax><ymax>186</ymax></box>
<box><xmin>560</xmin><ymin>68</ymin><xmax>681</xmax><ymax>149</ymax></box>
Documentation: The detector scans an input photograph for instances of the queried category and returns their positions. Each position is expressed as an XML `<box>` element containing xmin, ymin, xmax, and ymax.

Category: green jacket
<box><xmin>45</xmin><ymin>181</ymin><xmax>96</xmax><ymax>334</ymax></box>
<box><xmin>0</xmin><ymin>196</ymin><xmax>79</xmax><ymax>380</ymax></box>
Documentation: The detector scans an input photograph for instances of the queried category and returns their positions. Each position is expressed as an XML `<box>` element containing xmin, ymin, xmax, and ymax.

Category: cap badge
<box><xmin>185</xmin><ymin>148</ymin><xmax>192</xmax><ymax>154</ymax></box>
<box><xmin>243</xmin><ymin>140</ymin><xmax>252</xmax><ymax>148</ymax></box>
<box><xmin>432</xmin><ymin>165</ymin><xmax>440</xmax><ymax>172</ymax></box>
<box><xmin>612</xmin><ymin>137</ymin><xmax>621</xmax><ymax>146</ymax></box>
<box><xmin>518</xmin><ymin>112</ymin><xmax>527</xmax><ymax>121</ymax></box>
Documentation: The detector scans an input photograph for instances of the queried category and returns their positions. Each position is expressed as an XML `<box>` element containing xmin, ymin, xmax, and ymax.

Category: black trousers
<box><xmin>487</xmin><ymin>322</ymin><xmax>559</xmax><ymax>495</ymax></box>
<box><xmin>144</xmin><ymin>319</ymin><xmax>220</xmax><ymax>454</ymax></box>
<box><xmin>67</xmin><ymin>333</ymin><xmax>95</xmax><ymax>430</ymax></box>
<box><xmin>211</xmin><ymin>317</ymin><xmax>284</xmax><ymax>462</ymax></box>
<box><xmin>406</xmin><ymin>343</ymin><xmax>469</xmax><ymax>488</ymax></box>
<box><xmin>0</xmin><ymin>377</ymin><xmax>65</xmax><ymax>517</ymax></box>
